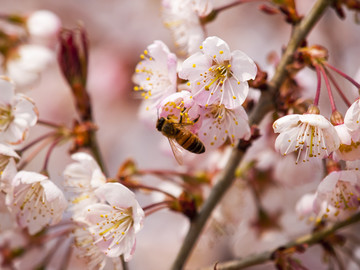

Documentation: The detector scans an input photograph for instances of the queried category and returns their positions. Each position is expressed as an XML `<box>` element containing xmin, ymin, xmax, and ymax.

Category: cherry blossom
<box><xmin>179</xmin><ymin>36</ymin><xmax>257</xmax><ymax>109</ymax></box>
<box><xmin>133</xmin><ymin>40</ymin><xmax>177</xmax><ymax>124</ymax></box>
<box><xmin>344</xmin><ymin>99</ymin><xmax>360</xmax><ymax>141</ymax></box>
<box><xmin>81</xmin><ymin>183</ymin><xmax>144</xmax><ymax>261</ymax></box>
<box><xmin>314</xmin><ymin>170</ymin><xmax>360</xmax><ymax>219</ymax></box>
<box><xmin>334</xmin><ymin>124</ymin><xmax>360</xmax><ymax>161</ymax></box>
<box><xmin>0</xmin><ymin>77</ymin><xmax>38</xmax><ymax>145</ymax></box>
<box><xmin>6</xmin><ymin>44</ymin><xmax>53</xmax><ymax>88</ymax></box>
<box><xmin>72</xmin><ymin>224</ymin><xmax>121</xmax><ymax>270</ymax></box>
<box><xmin>273</xmin><ymin>113</ymin><xmax>340</xmax><ymax>164</ymax></box>
<box><xmin>197</xmin><ymin>103</ymin><xmax>250</xmax><ymax>148</ymax></box>
<box><xmin>63</xmin><ymin>152</ymin><xmax>106</xmax><ymax>217</ymax></box>
<box><xmin>7</xmin><ymin>171</ymin><xmax>67</xmax><ymax>235</ymax></box>
<box><xmin>26</xmin><ymin>10</ymin><xmax>61</xmax><ymax>46</ymax></box>
<box><xmin>162</xmin><ymin>0</ymin><xmax>213</xmax><ymax>56</ymax></box>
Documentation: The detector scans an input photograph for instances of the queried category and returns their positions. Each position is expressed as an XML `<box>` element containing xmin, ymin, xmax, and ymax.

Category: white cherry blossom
<box><xmin>26</xmin><ymin>10</ymin><xmax>61</xmax><ymax>46</ymax></box>
<box><xmin>72</xmin><ymin>224</ymin><xmax>121</xmax><ymax>270</ymax></box>
<box><xmin>334</xmin><ymin>124</ymin><xmax>360</xmax><ymax>161</ymax></box>
<box><xmin>81</xmin><ymin>183</ymin><xmax>144</xmax><ymax>261</ymax></box>
<box><xmin>179</xmin><ymin>36</ymin><xmax>257</xmax><ymax>109</ymax></box>
<box><xmin>0</xmin><ymin>77</ymin><xmax>38</xmax><ymax>145</ymax></box>
<box><xmin>314</xmin><ymin>170</ymin><xmax>360</xmax><ymax>219</ymax></box>
<box><xmin>133</xmin><ymin>40</ymin><xmax>177</xmax><ymax>125</ymax></box>
<box><xmin>344</xmin><ymin>99</ymin><xmax>360</xmax><ymax>141</ymax></box>
<box><xmin>63</xmin><ymin>152</ymin><xmax>106</xmax><ymax>217</ymax></box>
<box><xmin>198</xmin><ymin>103</ymin><xmax>250</xmax><ymax>148</ymax></box>
<box><xmin>273</xmin><ymin>113</ymin><xmax>340</xmax><ymax>164</ymax></box>
<box><xmin>162</xmin><ymin>0</ymin><xmax>213</xmax><ymax>56</ymax></box>
<box><xmin>6</xmin><ymin>44</ymin><xmax>53</xmax><ymax>88</ymax></box>
<box><xmin>7</xmin><ymin>171</ymin><xmax>67</xmax><ymax>235</ymax></box>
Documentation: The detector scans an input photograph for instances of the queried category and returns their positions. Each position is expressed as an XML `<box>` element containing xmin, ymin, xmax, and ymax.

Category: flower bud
<box><xmin>58</xmin><ymin>25</ymin><xmax>91</xmax><ymax>121</ymax></box>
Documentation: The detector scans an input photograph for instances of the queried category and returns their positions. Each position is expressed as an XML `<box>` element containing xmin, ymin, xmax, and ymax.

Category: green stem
<box><xmin>170</xmin><ymin>0</ymin><xmax>335</xmax><ymax>269</ymax></box>
<box><xmin>201</xmin><ymin>212</ymin><xmax>360</xmax><ymax>270</ymax></box>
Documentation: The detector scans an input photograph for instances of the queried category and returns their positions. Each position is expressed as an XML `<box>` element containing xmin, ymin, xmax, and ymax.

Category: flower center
<box><xmin>0</xmin><ymin>105</ymin><xmax>13</xmax><ymax>132</ymax></box>
<box><xmin>94</xmin><ymin>207</ymin><xmax>134</xmax><ymax>248</ymax></box>
<box><xmin>330</xmin><ymin>180</ymin><xmax>360</xmax><ymax>211</ymax></box>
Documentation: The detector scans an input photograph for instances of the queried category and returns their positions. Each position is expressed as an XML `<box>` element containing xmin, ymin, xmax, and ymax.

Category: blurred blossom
<box><xmin>0</xmin><ymin>77</ymin><xmax>38</xmax><ymax>145</ymax></box>
<box><xmin>26</xmin><ymin>10</ymin><xmax>62</xmax><ymax>46</ymax></box>
<box><xmin>314</xmin><ymin>170</ymin><xmax>360</xmax><ymax>220</ymax></box>
<box><xmin>162</xmin><ymin>0</ymin><xmax>213</xmax><ymax>56</ymax></box>
<box><xmin>6</xmin><ymin>44</ymin><xmax>54</xmax><ymax>88</ymax></box>
<box><xmin>72</xmin><ymin>224</ymin><xmax>121</xmax><ymax>270</ymax></box>
<box><xmin>63</xmin><ymin>152</ymin><xmax>106</xmax><ymax>218</ymax></box>
<box><xmin>8</xmin><ymin>171</ymin><xmax>67</xmax><ymax>235</ymax></box>
<box><xmin>133</xmin><ymin>40</ymin><xmax>178</xmax><ymax>126</ymax></box>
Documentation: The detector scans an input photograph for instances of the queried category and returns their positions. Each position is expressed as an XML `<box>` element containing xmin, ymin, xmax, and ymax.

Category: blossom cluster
<box><xmin>0</xmin><ymin>78</ymin><xmax>144</xmax><ymax>268</ymax></box>
<box><xmin>133</xmin><ymin>36</ymin><xmax>257</xmax><ymax>161</ymax></box>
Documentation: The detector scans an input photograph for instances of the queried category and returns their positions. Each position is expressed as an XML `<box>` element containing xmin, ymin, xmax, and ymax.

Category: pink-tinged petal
<box><xmin>40</xmin><ymin>179</ymin><xmax>66</xmax><ymax>203</ymax></box>
<box><xmin>84</xmin><ymin>203</ymin><xmax>113</xmax><ymax>223</ymax></box>
<box><xmin>222</xmin><ymin>77</ymin><xmax>249</xmax><ymax>108</ymax></box>
<box><xmin>230</xmin><ymin>50</ymin><xmax>257</xmax><ymax>81</ymax></box>
<box><xmin>344</xmin><ymin>99</ymin><xmax>360</xmax><ymax>132</ymax></box>
<box><xmin>273</xmin><ymin>114</ymin><xmax>300</xmax><ymax>133</ymax></box>
<box><xmin>0</xmin><ymin>77</ymin><xmax>15</xmax><ymax>105</ymax></box>
<box><xmin>317</xmin><ymin>171</ymin><xmax>341</xmax><ymax>194</ymax></box>
<box><xmin>346</xmin><ymin>160</ymin><xmax>360</xmax><ymax>170</ymax></box>
<box><xmin>95</xmin><ymin>183</ymin><xmax>135</xmax><ymax>208</ymax></box>
<box><xmin>13</xmin><ymin>171</ymin><xmax>48</xmax><ymax>186</ymax></box>
<box><xmin>148</xmin><ymin>40</ymin><xmax>172</xmax><ymax>66</ymax></box>
<box><xmin>13</xmin><ymin>94</ymin><xmax>38</xmax><ymax>126</ymax></box>
<box><xmin>194</xmin><ymin>0</ymin><xmax>213</xmax><ymax>16</ymax></box>
<box><xmin>274</xmin><ymin>127</ymin><xmax>299</xmax><ymax>155</ymax></box>
<box><xmin>295</xmin><ymin>193</ymin><xmax>316</xmax><ymax>217</ymax></box>
<box><xmin>202</xmin><ymin>36</ymin><xmax>231</xmax><ymax>63</ymax></box>
<box><xmin>179</xmin><ymin>52</ymin><xmax>212</xmax><ymax>81</ymax></box>
<box><xmin>298</xmin><ymin>114</ymin><xmax>332</xmax><ymax>129</ymax></box>
<box><xmin>335</xmin><ymin>124</ymin><xmax>352</xmax><ymax>145</ymax></box>
<box><xmin>0</xmin><ymin>143</ymin><xmax>20</xmax><ymax>160</ymax></box>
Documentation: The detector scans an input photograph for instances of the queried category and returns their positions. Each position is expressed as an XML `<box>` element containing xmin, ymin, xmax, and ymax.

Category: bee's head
<box><xmin>156</xmin><ymin>117</ymin><xmax>165</xmax><ymax>131</ymax></box>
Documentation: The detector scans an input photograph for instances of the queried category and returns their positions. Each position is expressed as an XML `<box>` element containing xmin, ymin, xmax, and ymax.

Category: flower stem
<box><xmin>201</xmin><ymin>211</ymin><xmax>360</xmax><ymax>270</ymax></box>
<box><xmin>325</xmin><ymin>68</ymin><xmax>352</xmax><ymax>107</ymax></box>
<box><xmin>122</xmin><ymin>182</ymin><xmax>178</xmax><ymax>200</ymax></box>
<box><xmin>213</xmin><ymin>0</ymin><xmax>267</xmax><ymax>14</ymax></box>
<box><xmin>319</xmin><ymin>64</ymin><xmax>337</xmax><ymax>112</ymax></box>
<box><xmin>314</xmin><ymin>65</ymin><xmax>322</xmax><ymax>106</ymax></box>
<box><xmin>17</xmin><ymin>138</ymin><xmax>54</xmax><ymax>170</ymax></box>
<box><xmin>171</xmin><ymin>0</ymin><xmax>335</xmax><ymax>269</ymax></box>
<box><xmin>325</xmin><ymin>62</ymin><xmax>360</xmax><ymax>90</ymax></box>
<box><xmin>37</xmin><ymin>119</ymin><xmax>62</xmax><ymax>129</ymax></box>
<box><xmin>18</xmin><ymin>132</ymin><xmax>58</xmax><ymax>154</ymax></box>
<box><xmin>41</xmin><ymin>137</ymin><xmax>63</xmax><ymax>175</ymax></box>
<box><xmin>143</xmin><ymin>200</ymin><xmax>174</xmax><ymax>216</ymax></box>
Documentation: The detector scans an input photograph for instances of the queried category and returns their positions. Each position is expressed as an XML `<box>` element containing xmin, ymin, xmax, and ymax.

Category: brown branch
<box><xmin>201</xmin><ymin>211</ymin><xmax>360</xmax><ymax>270</ymax></box>
<box><xmin>171</xmin><ymin>0</ymin><xmax>335</xmax><ymax>269</ymax></box>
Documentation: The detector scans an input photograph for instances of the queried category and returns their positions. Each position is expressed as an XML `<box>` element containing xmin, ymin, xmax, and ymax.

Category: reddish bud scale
<box><xmin>58</xmin><ymin>26</ymin><xmax>92</xmax><ymax>121</ymax></box>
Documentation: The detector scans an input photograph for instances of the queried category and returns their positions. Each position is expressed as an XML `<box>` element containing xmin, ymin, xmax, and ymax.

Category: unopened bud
<box><xmin>330</xmin><ymin>110</ymin><xmax>344</xmax><ymax>125</ymax></box>
<box><xmin>306</xmin><ymin>104</ymin><xmax>320</xmax><ymax>114</ymax></box>
<box><xmin>58</xmin><ymin>25</ymin><xmax>91</xmax><ymax>121</ymax></box>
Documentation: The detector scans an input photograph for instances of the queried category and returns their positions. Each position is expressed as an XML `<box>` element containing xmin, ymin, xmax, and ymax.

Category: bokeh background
<box><xmin>1</xmin><ymin>0</ymin><xmax>360</xmax><ymax>269</ymax></box>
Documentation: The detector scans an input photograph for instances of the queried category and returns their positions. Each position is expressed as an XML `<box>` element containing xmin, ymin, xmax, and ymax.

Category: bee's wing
<box><xmin>168</xmin><ymin>138</ymin><xmax>184</xmax><ymax>165</ymax></box>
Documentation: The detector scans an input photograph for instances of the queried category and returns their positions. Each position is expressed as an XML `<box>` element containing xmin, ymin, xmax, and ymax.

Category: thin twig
<box><xmin>171</xmin><ymin>0</ymin><xmax>335</xmax><ymax>269</ymax></box>
<box><xmin>201</xmin><ymin>211</ymin><xmax>360</xmax><ymax>270</ymax></box>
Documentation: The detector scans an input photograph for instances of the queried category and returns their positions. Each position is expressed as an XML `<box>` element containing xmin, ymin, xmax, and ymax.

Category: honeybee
<box><xmin>156</xmin><ymin>114</ymin><xmax>205</xmax><ymax>164</ymax></box>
